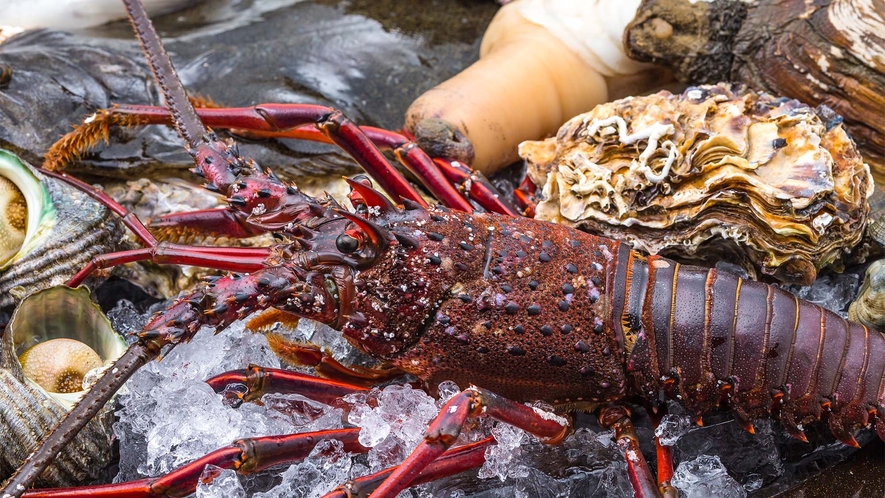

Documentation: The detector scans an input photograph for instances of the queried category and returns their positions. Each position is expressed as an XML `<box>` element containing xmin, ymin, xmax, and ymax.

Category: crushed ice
<box><xmin>673</xmin><ymin>455</ymin><xmax>745</xmax><ymax>498</ymax></box>
<box><xmin>107</xmin><ymin>297</ymin><xmax>853</xmax><ymax>497</ymax></box>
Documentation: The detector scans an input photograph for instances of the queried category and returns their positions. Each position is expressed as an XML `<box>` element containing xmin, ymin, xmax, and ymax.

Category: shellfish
<box><xmin>849</xmin><ymin>260</ymin><xmax>885</xmax><ymax>331</ymax></box>
<box><xmin>0</xmin><ymin>286</ymin><xmax>127</xmax><ymax>486</ymax></box>
<box><xmin>521</xmin><ymin>83</ymin><xmax>873</xmax><ymax>285</ymax></box>
<box><xmin>0</xmin><ymin>149</ymin><xmax>126</xmax><ymax>309</ymax></box>
<box><xmin>623</xmin><ymin>0</ymin><xmax>885</xmax><ymax>175</ymax></box>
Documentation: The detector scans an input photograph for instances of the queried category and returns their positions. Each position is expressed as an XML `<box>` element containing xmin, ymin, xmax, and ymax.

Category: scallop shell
<box><xmin>0</xmin><ymin>286</ymin><xmax>127</xmax><ymax>486</ymax></box>
<box><xmin>0</xmin><ymin>149</ymin><xmax>127</xmax><ymax>309</ymax></box>
<box><xmin>521</xmin><ymin>83</ymin><xmax>873</xmax><ymax>285</ymax></box>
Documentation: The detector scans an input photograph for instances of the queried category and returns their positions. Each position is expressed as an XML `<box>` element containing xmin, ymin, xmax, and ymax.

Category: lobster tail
<box><xmin>624</xmin><ymin>252</ymin><xmax>885</xmax><ymax>444</ymax></box>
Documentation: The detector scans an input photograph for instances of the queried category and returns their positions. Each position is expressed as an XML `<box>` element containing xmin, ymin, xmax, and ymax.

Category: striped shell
<box><xmin>521</xmin><ymin>83</ymin><xmax>873</xmax><ymax>285</ymax></box>
<box><xmin>0</xmin><ymin>149</ymin><xmax>126</xmax><ymax>309</ymax></box>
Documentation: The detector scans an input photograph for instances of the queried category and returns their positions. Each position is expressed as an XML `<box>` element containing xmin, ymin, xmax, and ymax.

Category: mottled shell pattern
<box><xmin>521</xmin><ymin>83</ymin><xmax>872</xmax><ymax>285</ymax></box>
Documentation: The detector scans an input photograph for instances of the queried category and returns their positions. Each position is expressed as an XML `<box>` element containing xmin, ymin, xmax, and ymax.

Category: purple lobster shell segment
<box><xmin>521</xmin><ymin>83</ymin><xmax>873</xmax><ymax>285</ymax></box>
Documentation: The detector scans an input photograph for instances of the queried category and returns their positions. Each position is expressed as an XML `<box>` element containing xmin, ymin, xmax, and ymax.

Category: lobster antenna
<box><xmin>122</xmin><ymin>0</ymin><xmax>208</xmax><ymax>149</ymax></box>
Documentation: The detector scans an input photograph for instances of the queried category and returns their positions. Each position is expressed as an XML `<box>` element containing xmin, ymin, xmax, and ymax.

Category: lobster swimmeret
<box><xmin>2</xmin><ymin>0</ymin><xmax>884</xmax><ymax>497</ymax></box>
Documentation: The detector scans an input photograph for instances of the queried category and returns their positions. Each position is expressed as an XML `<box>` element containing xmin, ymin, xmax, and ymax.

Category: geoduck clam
<box><xmin>0</xmin><ymin>286</ymin><xmax>127</xmax><ymax>486</ymax></box>
<box><xmin>0</xmin><ymin>149</ymin><xmax>126</xmax><ymax>309</ymax></box>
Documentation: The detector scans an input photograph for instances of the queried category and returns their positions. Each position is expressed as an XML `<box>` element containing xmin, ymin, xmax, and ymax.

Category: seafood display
<box><xmin>1</xmin><ymin>2</ymin><xmax>884</xmax><ymax>498</ymax></box>
<box><xmin>0</xmin><ymin>150</ymin><xmax>126</xmax><ymax>310</ymax></box>
<box><xmin>520</xmin><ymin>83</ymin><xmax>873</xmax><ymax>285</ymax></box>
<box><xmin>624</xmin><ymin>0</ymin><xmax>885</xmax><ymax>175</ymax></box>
<box><xmin>0</xmin><ymin>286</ymin><xmax>126</xmax><ymax>487</ymax></box>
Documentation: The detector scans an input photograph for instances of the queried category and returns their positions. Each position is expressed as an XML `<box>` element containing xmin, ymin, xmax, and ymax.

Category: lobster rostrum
<box><xmin>3</xmin><ymin>1</ymin><xmax>885</xmax><ymax>497</ymax></box>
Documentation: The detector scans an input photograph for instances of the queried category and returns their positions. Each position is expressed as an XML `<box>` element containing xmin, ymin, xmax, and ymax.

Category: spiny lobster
<box><xmin>3</xmin><ymin>1</ymin><xmax>885</xmax><ymax>497</ymax></box>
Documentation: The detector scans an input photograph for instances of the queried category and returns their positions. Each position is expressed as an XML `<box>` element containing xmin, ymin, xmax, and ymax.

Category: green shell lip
<box><xmin>8</xmin><ymin>285</ymin><xmax>127</xmax><ymax>410</ymax></box>
<box><xmin>0</xmin><ymin>149</ymin><xmax>57</xmax><ymax>270</ymax></box>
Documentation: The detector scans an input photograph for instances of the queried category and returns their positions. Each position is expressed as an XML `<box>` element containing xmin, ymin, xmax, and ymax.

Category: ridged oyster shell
<box><xmin>0</xmin><ymin>286</ymin><xmax>126</xmax><ymax>486</ymax></box>
<box><xmin>521</xmin><ymin>83</ymin><xmax>872</xmax><ymax>285</ymax></box>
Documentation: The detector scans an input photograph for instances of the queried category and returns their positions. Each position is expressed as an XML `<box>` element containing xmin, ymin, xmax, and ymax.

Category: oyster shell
<box><xmin>521</xmin><ymin>83</ymin><xmax>872</xmax><ymax>285</ymax></box>
<box><xmin>0</xmin><ymin>149</ymin><xmax>127</xmax><ymax>309</ymax></box>
<box><xmin>623</xmin><ymin>0</ymin><xmax>885</xmax><ymax>175</ymax></box>
<box><xmin>0</xmin><ymin>286</ymin><xmax>126</xmax><ymax>486</ymax></box>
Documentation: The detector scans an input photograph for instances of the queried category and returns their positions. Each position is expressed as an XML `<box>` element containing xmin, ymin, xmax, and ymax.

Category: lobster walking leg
<box><xmin>257</xmin><ymin>337</ymin><xmax>407</xmax><ymax>387</ymax></box>
<box><xmin>204</xmin><ymin>365</ymin><xmax>369</xmax><ymax>405</ymax></box>
<box><xmin>321</xmin><ymin>437</ymin><xmax>494</xmax><ymax>498</ymax></box>
<box><xmin>20</xmin><ymin>429</ymin><xmax>366</xmax><ymax>498</ymax></box>
<box><xmin>38</xmin><ymin>165</ymin><xmax>273</xmax><ymax>285</ymax></box>
<box><xmin>599</xmin><ymin>406</ymin><xmax>659</xmax><ymax>498</ymax></box>
<box><xmin>43</xmin><ymin>103</ymin><xmax>518</xmax><ymax>217</ymax></box>
<box><xmin>370</xmin><ymin>386</ymin><xmax>571</xmax><ymax>498</ymax></box>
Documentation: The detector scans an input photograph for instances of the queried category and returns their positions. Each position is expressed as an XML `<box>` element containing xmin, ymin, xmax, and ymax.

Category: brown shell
<box><xmin>521</xmin><ymin>83</ymin><xmax>872</xmax><ymax>285</ymax></box>
<box><xmin>624</xmin><ymin>0</ymin><xmax>885</xmax><ymax>176</ymax></box>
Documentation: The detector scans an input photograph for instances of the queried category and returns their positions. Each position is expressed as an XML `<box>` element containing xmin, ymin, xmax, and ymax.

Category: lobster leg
<box><xmin>262</xmin><ymin>335</ymin><xmax>406</xmax><ymax>387</ymax></box>
<box><xmin>369</xmin><ymin>386</ymin><xmax>571</xmax><ymax>498</ymax></box>
<box><xmin>599</xmin><ymin>406</ymin><xmax>660</xmax><ymax>498</ymax></box>
<box><xmin>20</xmin><ymin>429</ymin><xmax>367</xmax><ymax>498</ymax></box>
<box><xmin>647</xmin><ymin>409</ymin><xmax>678</xmax><ymax>498</ymax></box>
<box><xmin>44</xmin><ymin>103</ymin><xmax>518</xmax><ymax>216</ymax></box>
<box><xmin>204</xmin><ymin>365</ymin><xmax>369</xmax><ymax>405</ymax></box>
<box><xmin>240</xmin><ymin>126</ymin><xmax>517</xmax><ymax>215</ymax></box>
<box><xmin>321</xmin><ymin>437</ymin><xmax>494</xmax><ymax>498</ymax></box>
<box><xmin>66</xmin><ymin>244</ymin><xmax>270</xmax><ymax>287</ymax></box>
<box><xmin>38</xmin><ymin>166</ymin><xmax>273</xmax><ymax>286</ymax></box>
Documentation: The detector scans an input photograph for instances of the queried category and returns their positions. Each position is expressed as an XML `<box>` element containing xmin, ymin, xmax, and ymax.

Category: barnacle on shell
<box><xmin>521</xmin><ymin>83</ymin><xmax>873</xmax><ymax>285</ymax></box>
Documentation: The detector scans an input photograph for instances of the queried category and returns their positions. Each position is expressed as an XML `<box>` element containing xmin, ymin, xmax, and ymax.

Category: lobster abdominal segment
<box><xmin>625</xmin><ymin>254</ymin><xmax>885</xmax><ymax>444</ymax></box>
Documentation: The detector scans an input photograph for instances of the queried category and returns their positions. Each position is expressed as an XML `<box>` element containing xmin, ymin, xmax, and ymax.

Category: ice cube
<box><xmin>654</xmin><ymin>413</ymin><xmax>694</xmax><ymax>446</ymax></box>
<box><xmin>672</xmin><ymin>455</ymin><xmax>745</xmax><ymax>498</ymax></box>
<box><xmin>196</xmin><ymin>466</ymin><xmax>245</xmax><ymax>498</ymax></box>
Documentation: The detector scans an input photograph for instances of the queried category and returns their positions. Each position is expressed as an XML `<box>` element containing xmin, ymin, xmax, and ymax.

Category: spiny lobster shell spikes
<box><xmin>522</xmin><ymin>83</ymin><xmax>873</xmax><ymax>285</ymax></box>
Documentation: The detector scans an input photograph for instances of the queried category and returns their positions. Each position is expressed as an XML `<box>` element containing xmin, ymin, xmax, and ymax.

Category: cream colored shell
<box><xmin>521</xmin><ymin>83</ymin><xmax>872</xmax><ymax>284</ymax></box>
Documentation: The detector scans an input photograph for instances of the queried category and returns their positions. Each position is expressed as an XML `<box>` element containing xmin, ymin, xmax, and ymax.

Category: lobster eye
<box><xmin>336</xmin><ymin>234</ymin><xmax>360</xmax><ymax>254</ymax></box>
